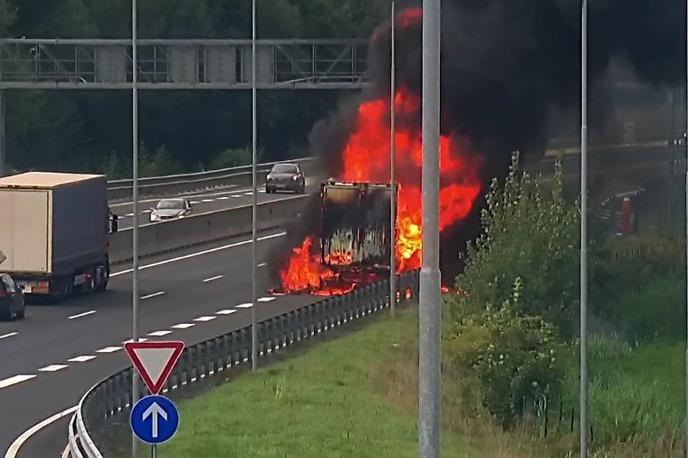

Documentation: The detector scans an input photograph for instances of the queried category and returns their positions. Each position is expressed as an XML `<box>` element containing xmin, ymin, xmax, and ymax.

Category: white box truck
<box><xmin>0</xmin><ymin>172</ymin><xmax>118</xmax><ymax>300</ymax></box>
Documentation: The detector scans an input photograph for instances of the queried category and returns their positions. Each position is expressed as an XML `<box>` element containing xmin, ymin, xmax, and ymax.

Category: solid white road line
<box><xmin>0</xmin><ymin>332</ymin><xmax>18</xmax><ymax>340</ymax></box>
<box><xmin>216</xmin><ymin>309</ymin><xmax>237</xmax><ymax>315</ymax></box>
<box><xmin>110</xmin><ymin>232</ymin><xmax>286</xmax><ymax>277</ymax></box>
<box><xmin>202</xmin><ymin>275</ymin><xmax>224</xmax><ymax>283</ymax></box>
<box><xmin>257</xmin><ymin>297</ymin><xmax>276</xmax><ymax>302</ymax></box>
<box><xmin>141</xmin><ymin>291</ymin><xmax>165</xmax><ymax>300</ymax></box>
<box><xmin>235</xmin><ymin>302</ymin><xmax>253</xmax><ymax>309</ymax></box>
<box><xmin>0</xmin><ymin>375</ymin><xmax>36</xmax><ymax>389</ymax></box>
<box><xmin>67</xmin><ymin>355</ymin><xmax>96</xmax><ymax>363</ymax></box>
<box><xmin>4</xmin><ymin>405</ymin><xmax>78</xmax><ymax>458</ymax></box>
<box><xmin>148</xmin><ymin>330</ymin><xmax>173</xmax><ymax>337</ymax></box>
<box><xmin>193</xmin><ymin>316</ymin><xmax>216</xmax><ymax>322</ymax></box>
<box><xmin>61</xmin><ymin>444</ymin><xmax>69</xmax><ymax>458</ymax></box>
<box><xmin>38</xmin><ymin>364</ymin><xmax>68</xmax><ymax>372</ymax></box>
<box><xmin>68</xmin><ymin>310</ymin><xmax>96</xmax><ymax>320</ymax></box>
<box><xmin>96</xmin><ymin>346</ymin><xmax>122</xmax><ymax>354</ymax></box>
<box><xmin>171</xmin><ymin>323</ymin><xmax>195</xmax><ymax>329</ymax></box>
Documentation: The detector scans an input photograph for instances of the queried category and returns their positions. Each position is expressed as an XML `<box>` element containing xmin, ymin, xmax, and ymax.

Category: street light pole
<box><xmin>131</xmin><ymin>0</ymin><xmax>140</xmax><ymax>456</ymax></box>
<box><xmin>579</xmin><ymin>0</ymin><xmax>589</xmax><ymax>457</ymax></box>
<box><xmin>251</xmin><ymin>0</ymin><xmax>258</xmax><ymax>372</ymax></box>
<box><xmin>390</xmin><ymin>1</ymin><xmax>397</xmax><ymax>315</ymax></box>
<box><xmin>684</xmin><ymin>0</ymin><xmax>688</xmax><ymax>454</ymax></box>
<box><xmin>419</xmin><ymin>0</ymin><xmax>441</xmax><ymax>456</ymax></box>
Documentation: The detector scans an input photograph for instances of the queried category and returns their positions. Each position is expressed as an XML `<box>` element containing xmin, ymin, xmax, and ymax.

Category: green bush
<box><xmin>590</xmin><ymin>235</ymin><xmax>684</xmax><ymax>342</ymax></box>
<box><xmin>449</xmin><ymin>153</ymin><xmax>580</xmax><ymax>336</ymax></box>
<box><xmin>445</xmin><ymin>278</ymin><xmax>565</xmax><ymax>428</ymax></box>
<box><xmin>561</xmin><ymin>336</ymin><xmax>683</xmax><ymax>447</ymax></box>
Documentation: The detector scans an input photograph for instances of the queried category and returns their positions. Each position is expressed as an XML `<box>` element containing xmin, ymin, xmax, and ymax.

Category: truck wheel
<box><xmin>95</xmin><ymin>266</ymin><xmax>109</xmax><ymax>292</ymax></box>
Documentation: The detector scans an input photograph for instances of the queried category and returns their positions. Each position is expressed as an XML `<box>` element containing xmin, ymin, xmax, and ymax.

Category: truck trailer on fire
<box><xmin>320</xmin><ymin>181</ymin><xmax>395</xmax><ymax>271</ymax></box>
<box><xmin>0</xmin><ymin>172</ymin><xmax>118</xmax><ymax>300</ymax></box>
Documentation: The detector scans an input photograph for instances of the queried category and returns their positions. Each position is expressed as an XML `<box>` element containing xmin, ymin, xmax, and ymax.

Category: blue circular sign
<box><xmin>130</xmin><ymin>395</ymin><xmax>179</xmax><ymax>444</ymax></box>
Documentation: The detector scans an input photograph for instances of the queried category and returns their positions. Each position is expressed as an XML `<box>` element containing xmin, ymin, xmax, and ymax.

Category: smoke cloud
<box><xmin>283</xmin><ymin>0</ymin><xmax>685</xmax><ymax>283</ymax></box>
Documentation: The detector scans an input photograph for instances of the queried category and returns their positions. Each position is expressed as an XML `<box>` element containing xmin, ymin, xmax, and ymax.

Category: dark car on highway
<box><xmin>0</xmin><ymin>273</ymin><xmax>25</xmax><ymax>320</ymax></box>
<box><xmin>265</xmin><ymin>163</ymin><xmax>306</xmax><ymax>194</ymax></box>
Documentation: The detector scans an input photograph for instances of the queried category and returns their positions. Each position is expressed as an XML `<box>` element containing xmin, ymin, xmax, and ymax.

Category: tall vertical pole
<box><xmin>0</xmin><ymin>91</ymin><xmax>6</xmax><ymax>176</ymax></box>
<box><xmin>579</xmin><ymin>1</ymin><xmax>589</xmax><ymax>457</ymax></box>
<box><xmin>131</xmin><ymin>0</ymin><xmax>140</xmax><ymax>456</ymax></box>
<box><xmin>390</xmin><ymin>1</ymin><xmax>397</xmax><ymax>315</ymax></box>
<box><xmin>684</xmin><ymin>0</ymin><xmax>688</xmax><ymax>455</ymax></box>
<box><xmin>251</xmin><ymin>0</ymin><xmax>258</xmax><ymax>372</ymax></box>
<box><xmin>419</xmin><ymin>0</ymin><xmax>441</xmax><ymax>456</ymax></box>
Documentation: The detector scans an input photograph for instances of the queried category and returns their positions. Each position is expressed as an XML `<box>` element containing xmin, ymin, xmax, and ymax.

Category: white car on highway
<box><xmin>150</xmin><ymin>198</ymin><xmax>191</xmax><ymax>222</ymax></box>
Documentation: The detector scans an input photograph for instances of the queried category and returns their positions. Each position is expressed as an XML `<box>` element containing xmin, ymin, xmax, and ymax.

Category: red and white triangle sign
<box><xmin>124</xmin><ymin>340</ymin><xmax>184</xmax><ymax>395</ymax></box>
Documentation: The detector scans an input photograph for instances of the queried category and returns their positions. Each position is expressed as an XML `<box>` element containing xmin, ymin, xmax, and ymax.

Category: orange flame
<box><xmin>276</xmin><ymin>87</ymin><xmax>482</xmax><ymax>295</ymax></box>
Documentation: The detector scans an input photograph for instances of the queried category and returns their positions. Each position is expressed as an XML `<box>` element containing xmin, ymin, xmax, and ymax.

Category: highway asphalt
<box><xmin>0</xmin><ymin>229</ymin><xmax>316</xmax><ymax>457</ymax></box>
<box><xmin>111</xmin><ymin>177</ymin><xmax>323</xmax><ymax>230</ymax></box>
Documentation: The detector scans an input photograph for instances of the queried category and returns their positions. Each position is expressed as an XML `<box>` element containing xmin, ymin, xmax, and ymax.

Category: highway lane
<box><xmin>0</xmin><ymin>229</ymin><xmax>318</xmax><ymax>457</ymax></box>
<box><xmin>111</xmin><ymin>176</ymin><xmax>324</xmax><ymax>230</ymax></box>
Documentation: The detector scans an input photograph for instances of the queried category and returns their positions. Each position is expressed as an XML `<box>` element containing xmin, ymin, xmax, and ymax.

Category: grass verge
<box><xmin>159</xmin><ymin>307</ymin><xmax>477</xmax><ymax>458</ymax></box>
<box><xmin>561</xmin><ymin>337</ymin><xmax>684</xmax><ymax>457</ymax></box>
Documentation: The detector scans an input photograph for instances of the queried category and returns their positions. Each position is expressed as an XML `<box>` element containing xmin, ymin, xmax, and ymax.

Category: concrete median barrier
<box><xmin>109</xmin><ymin>195</ymin><xmax>309</xmax><ymax>263</ymax></box>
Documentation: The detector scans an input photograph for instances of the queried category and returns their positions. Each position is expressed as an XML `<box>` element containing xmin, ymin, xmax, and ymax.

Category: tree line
<box><xmin>0</xmin><ymin>0</ymin><xmax>390</xmax><ymax>177</ymax></box>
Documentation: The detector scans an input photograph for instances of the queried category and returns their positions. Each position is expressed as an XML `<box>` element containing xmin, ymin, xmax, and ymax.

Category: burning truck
<box><xmin>320</xmin><ymin>180</ymin><xmax>395</xmax><ymax>270</ymax></box>
<box><xmin>272</xmin><ymin>180</ymin><xmax>397</xmax><ymax>297</ymax></box>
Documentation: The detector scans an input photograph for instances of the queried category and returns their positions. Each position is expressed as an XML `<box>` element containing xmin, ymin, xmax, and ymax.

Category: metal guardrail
<box><xmin>106</xmin><ymin>157</ymin><xmax>315</xmax><ymax>201</ymax></box>
<box><xmin>68</xmin><ymin>269</ymin><xmax>421</xmax><ymax>457</ymax></box>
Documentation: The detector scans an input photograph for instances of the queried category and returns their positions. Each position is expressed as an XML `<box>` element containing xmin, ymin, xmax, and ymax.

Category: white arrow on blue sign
<box><xmin>130</xmin><ymin>395</ymin><xmax>179</xmax><ymax>444</ymax></box>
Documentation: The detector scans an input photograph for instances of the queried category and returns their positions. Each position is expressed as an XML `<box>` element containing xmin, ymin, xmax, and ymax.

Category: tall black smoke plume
<box><xmin>275</xmin><ymin>0</ymin><xmax>686</xmax><ymax>285</ymax></box>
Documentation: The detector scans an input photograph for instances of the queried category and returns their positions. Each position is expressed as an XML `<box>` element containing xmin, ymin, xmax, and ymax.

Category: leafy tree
<box><xmin>448</xmin><ymin>154</ymin><xmax>580</xmax><ymax>336</ymax></box>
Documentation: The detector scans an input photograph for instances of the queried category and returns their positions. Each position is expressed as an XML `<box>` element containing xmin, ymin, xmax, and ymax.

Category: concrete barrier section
<box><xmin>109</xmin><ymin>195</ymin><xmax>309</xmax><ymax>263</ymax></box>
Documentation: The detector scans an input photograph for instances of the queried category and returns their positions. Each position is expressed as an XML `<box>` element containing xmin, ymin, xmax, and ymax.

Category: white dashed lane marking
<box><xmin>235</xmin><ymin>303</ymin><xmax>253</xmax><ymax>309</ymax></box>
<box><xmin>141</xmin><ymin>292</ymin><xmax>165</xmax><ymax>300</ymax></box>
<box><xmin>203</xmin><ymin>275</ymin><xmax>224</xmax><ymax>283</ymax></box>
<box><xmin>257</xmin><ymin>262</ymin><xmax>267</xmax><ymax>267</ymax></box>
<box><xmin>148</xmin><ymin>330</ymin><xmax>173</xmax><ymax>337</ymax></box>
<box><xmin>257</xmin><ymin>297</ymin><xmax>276</xmax><ymax>303</ymax></box>
<box><xmin>194</xmin><ymin>316</ymin><xmax>217</xmax><ymax>322</ymax></box>
<box><xmin>216</xmin><ymin>309</ymin><xmax>237</xmax><ymax>315</ymax></box>
<box><xmin>201</xmin><ymin>199</ymin><xmax>213</xmax><ymax>203</ymax></box>
<box><xmin>96</xmin><ymin>346</ymin><xmax>122</xmax><ymax>354</ymax></box>
<box><xmin>38</xmin><ymin>364</ymin><xmax>68</xmax><ymax>372</ymax></box>
<box><xmin>0</xmin><ymin>332</ymin><xmax>18</xmax><ymax>340</ymax></box>
<box><xmin>217</xmin><ymin>196</ymin><xmax>230</xmax><ymax>200</ymax></box>
<box><xmin>68</xmin><ymin>310</ymin><xmax>96</xmax><ymax>320</ymax></box>
<box><xmin>68</xmin><ymin>355</ymin><xmax>96</xmax><ymax>363</ymax></box>
<box><xmin>0</xmin><ymin>375</ymin><xmax>36</xmax><ymax>389</ymax></box>
<box><xmin>171</xmin><ymin>323</ymin><xmax>195</xmax><ymax>329</ymax></box>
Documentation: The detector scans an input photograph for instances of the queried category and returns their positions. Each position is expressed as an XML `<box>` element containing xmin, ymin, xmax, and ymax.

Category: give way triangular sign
<box><xmin>124</xmin><ymin>340</ymin><xmax>184</xmax><ymax>395</ymax></box>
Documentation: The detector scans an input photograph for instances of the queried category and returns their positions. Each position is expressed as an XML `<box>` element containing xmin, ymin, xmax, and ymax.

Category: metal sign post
<box><xmin>419</xmin><ymin>0</ymin><xmax>441</xmax><ymax>457</ymax></box>
<box><xmin>579</xmin><ymin>1</ymin><xmax>589</xmax><ymax>456</ymax></box>
<box><xmin>390</xmin><ymin>0</ymin><xmax>397</xmax><ymax>315</ymax></box>
<box><xmin>131</xmin><ymin>0</ymin><xmax>140</xmax><ymax>456</ymax></box>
